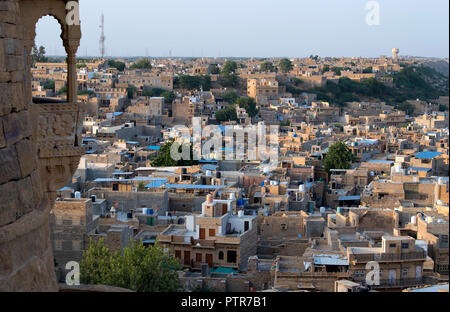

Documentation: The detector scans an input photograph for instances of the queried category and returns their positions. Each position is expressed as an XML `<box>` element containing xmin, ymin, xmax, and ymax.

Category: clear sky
<box><xmin>35</xmin><ymin>0</ymin><xmax>449</xmax><ymax>58</ymax></box>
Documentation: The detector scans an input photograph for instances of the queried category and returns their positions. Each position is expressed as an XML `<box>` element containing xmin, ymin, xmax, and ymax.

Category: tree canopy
<box><xmin>142</xmin><ymin>87</ymin><xmax>175</xmax><ymax>103</ymax></box>
<box><xmin>80</xmin><ymin>239</ymin><xmax>182</xmax><ymax>292</ymax></box>
<box><xmin>260</xmin><ymin>61</ymin><xmax>276</xmax><ymax>72</ymax></box>
<box><xmin>108</xmin><ymin>60</ymin><xmax>126</xmax><ymax>71</ymax></box>
<box><xmin>221</xmin><ymin>90</ymin><xmax>238</xmax><ymax>104</ymax></box>
<box><xmin>220</xmin><ymin>61</ymin><xmax>240</xmax><ymax>87</ymax></box>
<box><xmin>236</xmin><ymin>97</ymin><xmax>258</xmax><ymax>117</ymax></box>
<box><xmin>151</xmin><ymin>139</ymin><xmax>198</xmax><ymax>167</ymax></box>
<box><xmin>215</xmin><ymin>106</ymin><xmax>237</xmax><ymax>122</ymax></box>
<box><xmin>31</xmin><ymin>45</ymin><xmax>48</xmax><ymax>66</ymax></box>
<box><xmin>131</xmin><ymin>58</ymin><xmax>152</xmax><ymax>69</ymax></box>
<box><xmin>176</xmin><ymin>75</ymin><xmax>211</xmax><ymax>91</ymax></box>
<box><xmin>323</xmin><ymin>141</ymin><xmax>353</xmax><ymax>173</ymax></box>
<box><xmin>279</xmin><ymin>58</ymin><xmax>293</xmax><ymax>73</ymax></box>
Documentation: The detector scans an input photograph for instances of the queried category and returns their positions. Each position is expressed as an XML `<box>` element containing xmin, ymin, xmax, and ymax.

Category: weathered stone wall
<box><xmin>0</xmin><ymin>0</ymin><xmax>57</xmax><ymax>291</ymax></box>
<box><xmin>1</xmin><ymin>0</ymin><xmax>82</xmax><ymax>291</ymax></box>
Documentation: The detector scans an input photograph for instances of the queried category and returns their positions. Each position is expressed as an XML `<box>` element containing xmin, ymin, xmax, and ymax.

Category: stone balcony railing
<box><xmin>33</xmin><ymin>99</ymin><xmax>86</xmax><ymax>198</ymax></box>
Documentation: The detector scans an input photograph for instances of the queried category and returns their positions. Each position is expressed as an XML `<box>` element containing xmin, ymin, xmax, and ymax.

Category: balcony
<box><xmin>350</xmin><ymin>250</ymin><xmax>427</xmax><ymax>263</ymax></box>
<box><xmin>372</xmin><ymin>278</ymin><xmax>425</xmax><ymax>289</ymax></box>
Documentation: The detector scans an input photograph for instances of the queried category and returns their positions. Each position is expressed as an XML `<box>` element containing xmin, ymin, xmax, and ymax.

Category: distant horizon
<box><xmin>41</xmin><ymin>54</ymin><xmax>450</xmax><ymax>60</ymax></box>
<box><xmin>34</xmin><ymin>0</ymin><xmax>449</xmax><ymax>59</ymax></box>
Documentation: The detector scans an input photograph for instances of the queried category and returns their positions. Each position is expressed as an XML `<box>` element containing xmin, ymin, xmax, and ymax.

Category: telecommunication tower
<box><xmin>99</xmin><ymin>14</ymin><xmax>106</xmax><ymax>58</ymax></box>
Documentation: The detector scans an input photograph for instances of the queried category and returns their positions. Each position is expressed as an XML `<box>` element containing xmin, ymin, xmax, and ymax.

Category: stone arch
<box><xmin>20</xmin><ymin>0</ymin><xmax>81</xmax><ymax>103</ymax></box>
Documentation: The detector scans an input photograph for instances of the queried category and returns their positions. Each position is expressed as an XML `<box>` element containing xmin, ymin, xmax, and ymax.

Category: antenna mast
<box><xmin>99</xmin><ymin>14</ymin><xmax>106</xmax><ymax>59</ymax></box>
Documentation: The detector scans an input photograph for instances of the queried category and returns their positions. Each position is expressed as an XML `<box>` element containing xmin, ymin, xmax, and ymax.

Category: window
<box><xmin>227</xmin><ymin>250</ymin><xmax>237</xmax><ymax>263</ymax></box>
<box><xmin>402</xmin><ymin>268</ymin><xmax>408</xmax><ymax>277</ymax></box>
<box><xmin>389</xmin><ymin>243</ymin><xmax>397</xmax><ymax>248</ymax></box>
<box><xmin>54</xmin><ymin>240</ymin><xmax>63</xmax><ymax>251</ymax></box>
<box><xmin>218</xmin><ymin>251</ymin><xmax>224</xmax><ymax>260</ymax></box>
<box><xmin>354</xmin><ymin>270</ymin><xmax>365</xmax><ymax>278</ymax></box>
<box><xmin>281</xmin><ymin>224</ymin><xmax>287</xmax><ymax>230</ymax></box>
<box><xmin>209</xmin><ymin>229</ymin><xmax>216</xmax><ymax>237</ymax></box>
<box><xmin>401</xmin><ymin>242</ymin><xmax>409</xmax><ymax>249</ymax></box>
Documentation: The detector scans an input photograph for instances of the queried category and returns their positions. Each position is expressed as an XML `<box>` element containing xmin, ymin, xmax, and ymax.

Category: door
<box><xmin>388</xmin><ymin>269</ymin><xmax>396</xmax><ymax>285</ymax></box>
<box><xmin>244</xmin><ymin>221</ymin><xmax>249</xmax><ymax>232</ymax></box>
<box><xmin>416</xmin><ymin>266</ymin><xmax>422</xmax><ymax>280</ymax></box>
<box><xmin>196</xmin><ymin>253</ymin><xmax>202</xmax><ymax>263</ymax></box>
<box><xmin>222</xmin><ymin>204</ymin><xmax>228</xmax><ymax>215</ymax></box>
<box><xmin>175</xmin><ymin>250</ymin><xmax>181</xmax><ymax>262</ymax></box>
<box><xmin>184</xmin><ymin>251</ymin><xmax>191</xmax><ymax>266</ymax></box>
<box><xmin>199</xmin><ymin>228</ymin><xmax>206</xmax><ymax>240</ymax></box>
<box><xmin>205</xmin><ymin>254</ymin><xmax>213</xmax><ymax>267</ymax></box>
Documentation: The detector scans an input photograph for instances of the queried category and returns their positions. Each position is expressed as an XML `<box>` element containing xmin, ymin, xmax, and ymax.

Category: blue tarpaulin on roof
<box><xmin>338</xmin><ymin>195</ymin><xmax>361</xmax><ymax>201</ymax></box>
<box><xmin>415</xmin><ymin>151</ymin><xmax>442</xmax><ymax>159</ymax></box>
<box><xmin>145</xmin><ymin>146</ymin><xmax>161</xmax><ymax>150</ymax></box>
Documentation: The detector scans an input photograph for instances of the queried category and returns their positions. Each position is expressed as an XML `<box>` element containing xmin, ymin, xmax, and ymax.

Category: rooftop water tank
<box><xmin>75</xmin><ymin>191</ymin><xmax>81</xmax><ymax>199</ymax></box>
<box><xmin>320</xmin><ymin>207</ymin><xmax>326</xmax><ymax>214</ymax></box>
<box><xmin>410</xmin><ymin>216</ymin><xmax>417</xmax><ymax>225</ymax></box>
<box><xmin>238</xmin><ymin>210</ymin><xmax>244</xmax><ymax>218</ymax></box>
<box><xmin>142</xmin><ymin>208</ymin><xmax>148</xmax><ymax>215</ymax></box>
<box><xmin>229</xmin><ymin>193</ymin><xmax>236</xmax><ymax>200</ymax></box>
<box><xmin>148</xmin><ymin>208</ymin><xmax>154</xmax><ymax>215</ymax></box>
<box><xmin>206</xmin><ymin>170</ymin><xmax>212</xmax><ymax>177</ymax></box>
<box><xmin>299</xmin><ymin>184</ymin><xmax>306</xmax><ymax>193</ymax></box>
<box><xmin>337</xmin><ymin>207</ymin><xmax>343</xmax><ymax>214</ymax></box>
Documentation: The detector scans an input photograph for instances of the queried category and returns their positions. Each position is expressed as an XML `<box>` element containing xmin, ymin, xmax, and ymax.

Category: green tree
<box><xmin>439</xmin><ymin>104</ymin><xmax>448</xmax><ymax>112</ymax></box>
<box><xmin>210</xmin><ymin>64</ymin><xmax>220</xmax><ymax>75</ymax></box>
<box><xmin>177</xmin><ymin>75</ymin><xmax>211</xmax><ymax>91</ymax></box>
<box><xmin>362</xmin><ymin>67</ymin><xmax>373</xmax><ymax>73</ymax></box>
<box><xmin>394</xmin><ymin>101</ymin><xmax>415</xmax><ymax>115</ymax></box>
<box><xmin>137</xmin><ymin>182</ymin><xmax>146</xmax><ymax>192</ymax></box>
<box><xmin>31</xmin><ymin>45</ymin><xmax>48</xmax><ymax>66</ymax></box>
<box><xmin>151</xmin><ymin>139</ymin><xmax>198</xmax><ymax>167</ymax></box>
<box><xmin>43</xmin><ymin>79</ymin><xmax>55</xmax><ymax>91</ymax></box>
<box><xmin>293</xmin><ymin>78</ymin><xmax>303</xmax><ymax>86</ymax></box>
<box><xmin>260</xmin><ymin>61</ymin><xmax>275</xmax><ymax>72</ymax></box>
<box><xmin>323</xmin><ymin>141</ymin><xmax>353</xmax><ymax>173</ymax></box>
<box><xmin>220</xmin><ymin>61</ymin><xmax>240</xmax><ymax>87</ymax></box>
<box><xmin>131</xmin><ymin>58</ymin><xmax>152</xmax><ymax>69</ymax></box>
<box><xmin>80</xmin><ymin>239</ymin><xmax>182</xmax><ymax>292</ymax></box>
<box><xmin>322</xmin><ymin>65</ymin><xmax>330</xmax><ymax>73</ymax></box>
<box><xmin>58</xmin><ymin>84</ymin><xmax>67</xmax><ymax>95</ymax></box>
<box><xmin>279</xmin><ymin>58</ymin><xmax>293</xmax><ymax>73</ymax></box>
<box><xmin>215</xmin><ymin>106</ymin><xmax>237</xmax><ymax>122</ymax></box>
<box><xmin>142</xmin><ymin>87</ymin><xmax>175</xmax><ymax>103</ymax></box>
<box><xmin>221</xmin><ymin>91</ymin><xmax>238</xmax><ymax>104</ymax></box>
<box><xmin>126</xmin><ymin>84</ymin><xmax>137</xmax><ymax>99</ymax></box>
<box><xmin>108</xmin><ymin>60</ymin><xmax>126</xmax><ymax>71</ymax></box>
<box><xmin>236</xmin><ymin>97</ymin><xmax>258</xmax><ymax>118</ymax></box>
<box><xmin>222</xmin><ymin>61</ymin><xmax>238</xmax><ymax>75</ymax></box>
<box><xmin>78</xmin><ymin>90</ymin><xmax>95</xmax><ymax>96</ymax></box>
<box><xmin>331</xmin><ymin>67</ymin><xmax>343</xmax><ymax>75</ymax></box>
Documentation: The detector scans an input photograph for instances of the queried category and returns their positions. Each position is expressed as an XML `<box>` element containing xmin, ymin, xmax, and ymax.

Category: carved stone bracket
<box><xmin>36</xmin><ymin>102</ymin><xmax>86</xmax><ymax>198</ymax></box>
